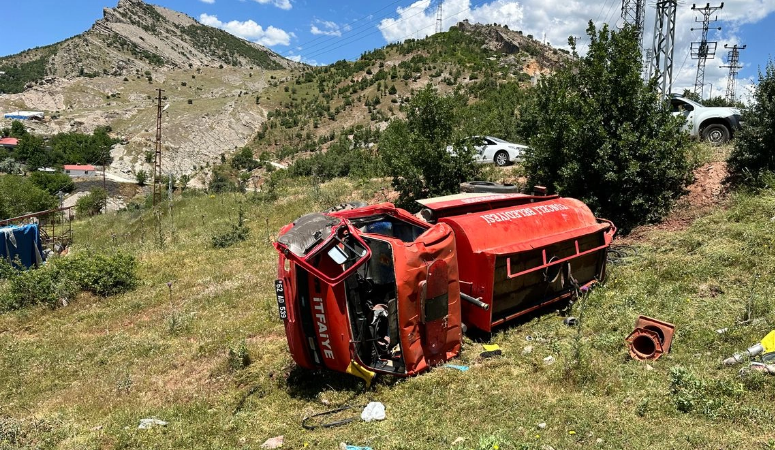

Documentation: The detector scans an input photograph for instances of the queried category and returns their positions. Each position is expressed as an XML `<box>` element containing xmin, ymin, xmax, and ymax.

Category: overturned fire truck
<box><xmin>273</xmin><ymin>192</ymin><xmax>615</xmax><ymax>383</ymax></box>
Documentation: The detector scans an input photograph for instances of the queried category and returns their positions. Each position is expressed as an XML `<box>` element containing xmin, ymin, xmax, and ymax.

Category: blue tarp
<box><xmin>0</xmin><ymin>224</ymin><xmax>45</xmax><ymax>269</ymax></box>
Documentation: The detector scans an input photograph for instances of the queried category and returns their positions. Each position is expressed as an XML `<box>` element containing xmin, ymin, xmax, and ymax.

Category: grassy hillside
<box><xmin>2</xmin><ymin>155</ymin><xmax>775</xmax><ymax>448</ymax></box>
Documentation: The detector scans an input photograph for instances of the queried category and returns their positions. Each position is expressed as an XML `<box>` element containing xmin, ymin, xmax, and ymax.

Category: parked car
<box><xmin>669</xmin><ymin>96</ymin><xmax>742</xmax><ymax>144</ymax></box>
<box><xmin>446</xmin><ymin>136</ymin><xmax>528</xmax><ymax>166</ymax></box>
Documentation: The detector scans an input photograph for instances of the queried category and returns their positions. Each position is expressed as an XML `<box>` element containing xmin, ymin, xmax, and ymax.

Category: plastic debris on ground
<box><xmin>480</xmin><ymin>344</ymin><xmax>502</xmax><ymax>358</ymax></box>
<box><xmin>443</xmin><ymin>364</ymin><xmax>470</xmax><ymax>371</ymax></box>
<box><xmin>138</xmin><ymin>418</ymin><xmax>168</xmax><ymax>429</ymax></box>
<box><xmin>260</xmin><ymin>435</ymin><xmax>284</xmax><ymax>449</ymax></box>
<box><xmin>361</xmin><ymin>402</ymin><xmax>386</xmax><ymax>422</ymax></box>
<box><xmin>726</xmin><ymin>330</ymin><xmax>775</xmax><ymax>374</ymax></box>
<box><xmin>340</xmin><ymin>444</ymin><xmax>373</xmax><ymax>450</ymax></box>
<box><xmin>563</xmin><ymin>316</ymin><xmax>578</xmax><ymax>326</ymax></box>
<box><xmin>543</xmin><ymin>356</ymin><xmax>556</xmax><ymax>365</ymax></box>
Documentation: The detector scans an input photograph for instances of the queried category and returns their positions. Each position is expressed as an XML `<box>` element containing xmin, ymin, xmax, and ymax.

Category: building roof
<box><xmin>0</xmin><ymin>137</ymin><xmax>18</xmax><ymax>147</ymax></box>
<box><xmin>64</xmin><ymin>164</ymin><xmax>96</xmax><ymax>171</ymax></box>
<box><xmin>3</xmin><ymin>111</ymin><xmax>44</xmax><ymax>120</ymax></box>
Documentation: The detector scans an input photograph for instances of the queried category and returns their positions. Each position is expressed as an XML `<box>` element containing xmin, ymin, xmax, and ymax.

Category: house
<box><xmin>3</xmin><ymin>111</ymin><xmax>44</xmax><ymax>121</ymax></box>
<box><xmin>64</xmin><ymin>164</ymin><xmax>96</xmax><ymax>178</ymax></box>
<box><xmin>0</xmin><ymin>137</ymin><xmax>18</xmax><ymax>149</ymax></box>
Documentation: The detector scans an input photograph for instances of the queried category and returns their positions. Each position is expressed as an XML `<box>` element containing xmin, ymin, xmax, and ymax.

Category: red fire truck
<box><xmin>273</xmin><ymin>192</ymin><xmax>615</xmax><ymax>383</ymax></box>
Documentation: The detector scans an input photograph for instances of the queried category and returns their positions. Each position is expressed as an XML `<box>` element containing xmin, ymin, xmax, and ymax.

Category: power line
<box><xmin>296</xmin><ymin>0</ymin><xmax>408</xmax><ymax>54</ymax></box>
<box><xmin>690</xmin><ymin>2</ymin><xmax>724</xmax><ymax>98</ymax></box>
<box><xmin>720</xmin><ymin>44</ymin><xmax>745</xmax><ymax>103</ymax></box>
<box><xmin>302</xmin><ymin>1</ymin><xmax>447</xmax><ymax>61</ymax></box>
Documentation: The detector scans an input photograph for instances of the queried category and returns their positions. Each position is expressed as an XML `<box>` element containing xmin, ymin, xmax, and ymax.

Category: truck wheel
<box><xmin>494</xmin><ymin>151</ymin><xmax>510</xmax><ymax>166</ymax></box>
<box><xmin>702</xmin><ymin>124</ymin><xmax>731</xmax><ymax>144</ymax></box>
<box><xmin>460</xmin><ymin>181</ymin><xmax>520</xmax><ymax>193</ymax></box>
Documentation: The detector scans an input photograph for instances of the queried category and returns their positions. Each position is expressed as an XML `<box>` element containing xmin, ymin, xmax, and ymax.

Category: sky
<box><xmin>2</xmin><ymin>0</ymin><xmax>774</xmax><ymax>101</ymax></box>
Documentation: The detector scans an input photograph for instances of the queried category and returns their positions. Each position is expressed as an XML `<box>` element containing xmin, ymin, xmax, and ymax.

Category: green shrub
<box><xmin>63</xmin><ymin>251</ymin><xmax>138</xmax><ymax>297</ymax></box>
<box><xmin>379</xmin><ymin>84</ymin><xmax>479</xmax><ymax>210</ymax></box>
<box><xmin>728</xmin><ymin>60</ymin><xmax>775</xmax><ymax>186</ymax></box>
<box><xmin>0</xmin><ymin>252</ymin><xmax>138</xmax><ymax>310</ymax></box>
<box><xmin>76</xmin><ymin>188</ymin><xmax>107</xmax><ymax>217</ymax></box>
<box><xmin>212</xmin><ymin>207</ymin><xmax>250</xmax><ymax>248</ymax></box>
<box><xmin>0</xmin><ymin>175</ymin><xmax>58</xmax><ymax>219</ymax></box>
<box><xmin>227</xmin><ymin>340</ymin><xmax>251</xmax><ymax>371</ymax></box>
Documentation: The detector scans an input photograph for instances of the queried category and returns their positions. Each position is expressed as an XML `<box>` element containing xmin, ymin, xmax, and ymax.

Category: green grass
<box><xmin>2</xmin><ymin>175</ymin><xmax>775</xmax><ymax>449</ymax></box>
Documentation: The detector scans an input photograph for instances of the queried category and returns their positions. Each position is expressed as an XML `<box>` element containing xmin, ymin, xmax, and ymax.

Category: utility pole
<box><xmin>650</xmin><ymin>0</ymin><xmax>678</xmax><ymax>97</ymax></box>
<box><xmin>621</xmin><ymin>0</ymin><xmax>647</xmax><ymax>55</ymax></box>
<box><xmin>691</xmin><ymin>3</ymin><xmax>724</xmax><ymax>98</ymax></box>
<box><xmin>435</xmin><ymin>0</ymin><xmax>443</xmax><ymax>34</ymax></box>
<box><xmin>720</xmin><ymin>44</ymin><xmax>745</xmax><ymax>104</ymax></box>
<box><xmin>152</xmin><ymin>88</ymin><xmax>164</xmax><ymax>208</ymax></box>
<box><xmin>644</xmin><ymin>48</ymin><xmax>654</xmax><ymax>81</ymax></box>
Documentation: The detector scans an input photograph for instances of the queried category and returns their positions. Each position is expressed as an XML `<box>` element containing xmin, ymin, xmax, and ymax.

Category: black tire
<box><xmin>460</xmin><ymin>181</ymin><xmax>520</xmax><ymax>193</ymax></box>
<box><xmin>702</xmin><ymin>123</ymin><xmax>731</xmax><ymax>145</ymax></box>
<box><xmin>494</xmin><ymin>150</ymin><xmax>510</xmax><ymax>166</ymax></box>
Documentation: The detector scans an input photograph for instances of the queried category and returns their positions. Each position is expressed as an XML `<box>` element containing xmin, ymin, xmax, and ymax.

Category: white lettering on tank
<box><xmin>480</xmin><ymin>203</ymin><xmax>568</xmax><ymax>224</ymax></box>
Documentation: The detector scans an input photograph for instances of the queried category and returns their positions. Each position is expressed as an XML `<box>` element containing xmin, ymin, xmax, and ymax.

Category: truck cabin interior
<box><xmin>342</xmin><ymin>214</ymin><xmax>427</xmax><ymax>374</ymax></box>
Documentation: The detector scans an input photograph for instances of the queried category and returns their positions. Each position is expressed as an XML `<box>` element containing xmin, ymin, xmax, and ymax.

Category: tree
<box><xmin>29</xmin><ymin>171</ymin><xmax>75</xmax><ymax>194</ymax></box>
<box><xmin>230</xmin><ymin>147</ymin><xmax>259</xmax><ymax>171</ymax></box>
<box><xmin>0</xmin><ymin>175</ymin><xmax>57</xmax><ymax>219</ymax></box>
<box><xmin>727</xmin><ymin>60</ymin><xmax>775</xmax><ymax>186</ymax></box>
<box><xmin>136</xmin><ymin>169</ymin><xmax>148</xmax><ymax>186</ymax></box>
<box><xmin>518</xmin><ymin>23</ymin><xmax>694</xmax><ymax>232</ymax></box>
<box><xmin>179</xmin><ymin>174</ymin><xmax>191</xmax><ymax>191</ymax></box>
<box><xmin>76</xmin><ymin>188</ymin><xmax>107</xmax><ymax>217</ymax></box>
<box><xmin>379</xmin><ymin>84</ymin><xmax>479</xmax><ymax>210</ymax></box>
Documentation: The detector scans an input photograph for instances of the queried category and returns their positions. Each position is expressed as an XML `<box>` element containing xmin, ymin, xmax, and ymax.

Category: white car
<box><xmin>447</xmin><ymin>136</ymin><xmax>528</xmax><ymax>166</ymax></box>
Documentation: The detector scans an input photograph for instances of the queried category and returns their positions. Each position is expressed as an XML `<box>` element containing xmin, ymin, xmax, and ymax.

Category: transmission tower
<box><xmin>690</xmin><ymin>3</ymin><xmax>723</xmax><ymax>98</ymax></box>
<box><xmin>621</xmin><ymin>0</ymin><xmax>647</xmax><ymax>54</ymax></box>
<box><xmin>650</xmin><ymin>0</ymin><xmax>678</xmax><ymax>97</ymax></box>
<box><xmin>153</xmin><ymin>88</ymin><xmax>165</xmax><ymax>208</ymax></box>
<box><xmin>435</xmin><ymin>0</ymin><xmax>443</xmax><ymax>34</ymax></box>
<box><xmin>720</xmin><ymin>44</ymin><xmax>745</xmax><ymax>104</ymax></box>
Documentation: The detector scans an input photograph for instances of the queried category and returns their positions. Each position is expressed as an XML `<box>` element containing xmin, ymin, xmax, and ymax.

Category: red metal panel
<box><xmin>440</xmin><ymin>197</ymin><xmax>609</xmax><ymax>254</ymax></box>
<box><xmin>440</xmin><ymin>197</ymin><xmax>614</xmax><ymax>332</ymax></box>
<box><xmin>392</xmin><ymin>223</ymin><xmax>462</xmax><ymax>375</ymax></box>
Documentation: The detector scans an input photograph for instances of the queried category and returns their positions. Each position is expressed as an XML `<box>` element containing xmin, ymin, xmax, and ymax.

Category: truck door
<box><xmin>391</xmin><ymin>222</ymin><xmax>463</xmax><ymax>375</ymax></box>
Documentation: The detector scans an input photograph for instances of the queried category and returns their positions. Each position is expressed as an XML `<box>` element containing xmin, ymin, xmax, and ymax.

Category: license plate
<box><xmin>275</xmin><ymin>280</ymin><xmax>288</xmax><ymax>321</ymax></box>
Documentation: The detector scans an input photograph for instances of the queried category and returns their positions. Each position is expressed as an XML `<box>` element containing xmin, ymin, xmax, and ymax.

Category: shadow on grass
<box><xmin>285</xmin><ymin>365</ymin><xmax>366</xmax><ymax>400</ymax></box>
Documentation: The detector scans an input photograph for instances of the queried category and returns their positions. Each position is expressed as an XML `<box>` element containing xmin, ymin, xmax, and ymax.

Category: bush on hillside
<box><xmin>727</xmin><ymin>60</ymin><xmax>775</xmax><ymax>186</ymax></box>
<box><xmin>518</xmin><ymin>23</ymin><xmax>694</xmax><ymax>232</ymax></box>
<box><xmin>76</xmin><ymin>188</ymin><xmax>107</xmax><ymax>217</ymax></box>
<box><xmin>0</xmin><ymin>252</ymin><xmax>138</xmax><ymax>310</ymax></box>
<box><xmin>212</xmin><ymin>206</ymin><xmax>250</xmax><ymax>248</ymax></box>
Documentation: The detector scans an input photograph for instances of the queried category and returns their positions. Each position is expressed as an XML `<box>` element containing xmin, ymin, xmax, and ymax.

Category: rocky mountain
<box><xmin>0</xmin><ymin>0</ymin><xmax>299</xmax><ymax>93</ymax></box>
<box><xmin>0</xmin><ymin>1</ymin><xmax>571</xmax><ymax>187</ymax></box>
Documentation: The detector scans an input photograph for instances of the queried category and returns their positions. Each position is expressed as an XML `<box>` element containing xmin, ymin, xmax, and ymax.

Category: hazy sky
<box><xmin>2</xmin><ymin>0</ymin><xmax>774</xmax><ymax>100</ymax></box>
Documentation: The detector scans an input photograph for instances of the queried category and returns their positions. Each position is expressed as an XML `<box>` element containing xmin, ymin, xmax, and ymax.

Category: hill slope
<box><xmin>0</xmin><ymin>0</ymin><xmax>298</xmax><ymax>94</ymax></box>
